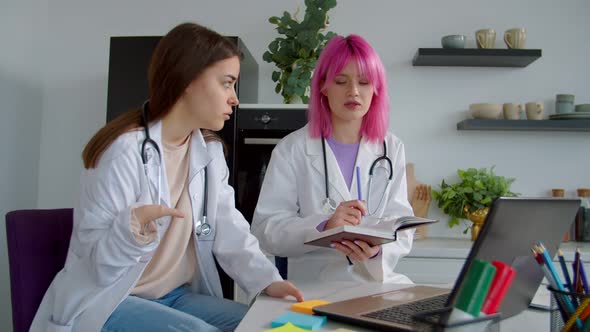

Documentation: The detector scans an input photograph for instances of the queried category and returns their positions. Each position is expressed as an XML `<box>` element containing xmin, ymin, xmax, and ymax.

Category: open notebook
<box><xmin>304</xmin><ymin>216</ymin><xmax>438</xmax><ymax>248</ymax></box>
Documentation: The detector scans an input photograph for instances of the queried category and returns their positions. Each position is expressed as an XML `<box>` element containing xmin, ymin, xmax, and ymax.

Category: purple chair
<box><xmin>5</xmin><ymin>209</ymin><xmax>73</xmax><ymax>332</ymax></box>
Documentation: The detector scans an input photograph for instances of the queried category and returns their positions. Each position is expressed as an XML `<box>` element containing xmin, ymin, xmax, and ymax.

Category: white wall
<box><xmin>36</xmin><ymin>0</ymin><xmax>590</xmax><ymax>235</ymax></box>
<box><xmin>1</xmin><ymin>0</ymin><xmax>588</xmax><ymax>330</ymax></box>
<box><xmin>1</xmin><ymin>1</ymin><xmax>47</xmax><ymax>330</ymax></box>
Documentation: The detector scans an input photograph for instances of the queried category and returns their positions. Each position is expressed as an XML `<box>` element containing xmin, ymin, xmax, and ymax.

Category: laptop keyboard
<box><xmin>361</xmin><ymin>294</ymin><xmax>449</xmax><ymax>326</ymax></box>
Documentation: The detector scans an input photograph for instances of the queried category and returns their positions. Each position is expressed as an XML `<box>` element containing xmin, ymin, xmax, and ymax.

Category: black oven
<box><xmin>233</xmin><ymin>105</ymin><xmax>307</xmax><ymax>280</ymax></box>
<box><xmin>234</xmin><ymin>105</ymin><xmax>308</xmax><ymax>221</ymax></box>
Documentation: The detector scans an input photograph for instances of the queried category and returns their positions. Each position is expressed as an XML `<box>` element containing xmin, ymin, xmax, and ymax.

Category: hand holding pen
<box><xmin>324</xmin><ymin>200</ymin><xmax>366</xmax><ymax>230</ymax></box>
<box><xmin>325</xmin><ymin>167</ymin><xmax>366</xmax><ymax>231</ymax></box>
<box><xmin>327</xmin><ymin>167</ymin><xmax>380</xmax><ymax>261</ymax></box>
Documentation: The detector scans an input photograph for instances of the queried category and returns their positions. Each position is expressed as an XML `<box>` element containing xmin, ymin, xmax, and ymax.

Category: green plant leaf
<box><xmin>272</xmin><ymin>71</ymin><xmax>280</xmax><ymax>82</ymax></box>
<box><xmin>433</xmin><ymin>166</ymin><xmax>518</xmax><ymax>231</ymax></box>
<box><xmin>448</xmin><ymin>217</ymin><xmax>460</xmax><ymax>228</ymax></box>
<box><xmin>265</xmin><ymin>0</ymin><xmax>337</xmax><ymax>103</ymax></box>
<box><xmin>269</xmin><ymin>40</ymin><xmax>279</xmax><ymax>53</ymax></box>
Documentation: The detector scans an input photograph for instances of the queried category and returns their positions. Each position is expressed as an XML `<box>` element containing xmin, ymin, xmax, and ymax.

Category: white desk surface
<box><xmin>236</xmin><ymin>281</ymin><xmax>551</xmax><ymax>331</ymax></box>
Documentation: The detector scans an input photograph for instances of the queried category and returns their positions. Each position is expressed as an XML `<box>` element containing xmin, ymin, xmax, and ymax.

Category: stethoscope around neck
<box><xmin>140</xmin><ymin>100</ymin><xmax>211</xmax><ymax>237</ymax></box>
<box><xmin>320</xmin><ymin>136</ymin><xmax>393</xmax><ymax>215</ymax></box>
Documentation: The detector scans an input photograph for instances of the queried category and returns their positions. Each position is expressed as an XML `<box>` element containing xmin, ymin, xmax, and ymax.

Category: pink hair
<box><xmin>308</xmin><ymin>34</ymin><xmax>389</xmax><ymax>142</ymax></box>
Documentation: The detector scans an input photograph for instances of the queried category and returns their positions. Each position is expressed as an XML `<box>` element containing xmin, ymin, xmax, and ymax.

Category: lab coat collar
<box><xmin>141</xmin><ymin>121</ymin><xmax>212</xmax><ymax>207</ymax></box>
<box><xmin>188</xmin><ymin>129</ymin><xmax>212</xmax><ymax>183</ymax></box>
<box><xmin>141</xmin><ymin>120</ymin><xmax>170</xmax><ymax>207</ymax></box>
<box><xmin>304</xmin><ymin>128</ymin><xmax>382</xmax><ymax>202</ymax></box>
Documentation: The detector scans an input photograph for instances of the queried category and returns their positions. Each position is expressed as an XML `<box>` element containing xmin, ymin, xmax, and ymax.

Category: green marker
<box><xmin>449</xmin><ymin>259</ymin><xmax>497</xmax><ymax>328</ymax></box>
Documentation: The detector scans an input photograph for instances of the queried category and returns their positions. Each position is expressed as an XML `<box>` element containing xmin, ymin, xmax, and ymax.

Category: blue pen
<box><xmin>558</xmin><ymin>249</ymin><xmax>579</xmax><ymax>307</ymax></box>
<box><xmin>356</xmin><ymin>166</ymin><xmax>362</xmax><ymax>200</ymax></box>
<box><xmin>538</xmin><ymin>243</ymin><xmax>582</xmax><ymax>329</ymax></box>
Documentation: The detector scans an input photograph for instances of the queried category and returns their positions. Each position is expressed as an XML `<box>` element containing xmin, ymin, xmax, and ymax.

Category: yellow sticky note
<box><xmin>290</xmin><ymin>299</ymin><xmax>331</xmax><ymax>315</ymax></box>
<box><xmin>264</xmin><ymin>322</ymin><xmax>310</xmax><ymax>332</ymax></box>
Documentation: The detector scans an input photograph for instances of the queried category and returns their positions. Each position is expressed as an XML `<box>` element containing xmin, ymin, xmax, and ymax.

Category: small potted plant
<box><xmin>432</xmin><ymin>167</ymin><xmax>518</xmax><ymax>240</ymax></box>
<box><xmin>262</xmin><ymin>0</ymin><xmax>338</xmax><ymax>104</ymax></box>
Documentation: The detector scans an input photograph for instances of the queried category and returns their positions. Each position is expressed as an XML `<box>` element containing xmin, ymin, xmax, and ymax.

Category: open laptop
<box><xmin>313</xmin><ymin>197</ymin><xmax>581</xmax><ymax>331</ymax></box>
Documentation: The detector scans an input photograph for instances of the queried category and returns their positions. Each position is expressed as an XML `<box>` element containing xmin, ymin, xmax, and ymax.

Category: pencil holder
<box><xmin>412</xmin><ymin>306</ymin><xmax>501</xmax><ymax>332</ymax></box>
<box><xmin>547</xmin><ymin>285</ymin><xmax>590</xmax><ymax>332</ymax></box>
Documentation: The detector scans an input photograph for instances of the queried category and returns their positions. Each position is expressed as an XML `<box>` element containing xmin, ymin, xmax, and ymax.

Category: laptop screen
<box><xmin>444</xmin><ymin>197</ymin><xmax>580</xmax><ymax>319</ymax></box>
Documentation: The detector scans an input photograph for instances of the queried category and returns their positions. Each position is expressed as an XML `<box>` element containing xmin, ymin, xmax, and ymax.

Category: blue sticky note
<box><xmin>271</xmin><ymin>311</ymin><xmax>327</xmax><ymax>330</ymax></box>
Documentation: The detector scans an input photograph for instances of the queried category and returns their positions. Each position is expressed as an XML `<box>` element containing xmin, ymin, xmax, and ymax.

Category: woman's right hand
<box><xmin>133</xmin><ymin>204</ymin><xmax>185</xmax><ymax>226</ymax></box>
<box><xmin>324</xmin><ymin>200</ymin><xmax>366</xmax><ymax>230</ymax></box>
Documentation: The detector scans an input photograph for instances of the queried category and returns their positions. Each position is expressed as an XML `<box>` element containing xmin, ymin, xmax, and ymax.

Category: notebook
<box><xmin>304</xmin><ymin>216</ymin><xmax>438</xmax><ymax>248</ymax></box>
<box><xmin>312</xmin><ymin>197</ymin><xmax>581</xmax><ymax>331</ymax></box>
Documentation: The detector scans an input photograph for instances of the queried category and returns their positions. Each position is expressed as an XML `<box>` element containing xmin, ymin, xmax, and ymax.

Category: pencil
<box><xmin>356</xmin><ymin>166</ymin><xmax>362</xmax><ymax>201</ymax></box>
<box><xmin>578</xmin><ymin>249</ymin><xmax>590</xmax><ymax>294</ymax></box>
<box><xmin>558</xmin><ymin>249</ymin><xmax>574</xmax><ymax>293</ymax></box>
<box><xmin>558</xmin><ymin>249</ymin><xmax>579</xmax><ymax>307</ymax></box>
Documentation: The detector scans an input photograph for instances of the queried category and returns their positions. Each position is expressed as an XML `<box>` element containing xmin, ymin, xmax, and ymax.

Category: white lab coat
<box><xmin>30</xmin><ymin>121</ymin><xmax>282</xmax><ymax>332</ymax></box>
<box><xmin>252</xmin><ymin>125</ymin><xmax>414</xmax><ymax>284</ymax></box>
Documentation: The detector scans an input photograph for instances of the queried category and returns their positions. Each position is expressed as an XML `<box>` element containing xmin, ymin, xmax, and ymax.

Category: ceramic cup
<box><xmin>503</xmin><ymin>103</ymin><xmax>523</xmax><ymax>120</ymax></box>
<box><xmin>525</xmin><ymin>102</ymin><xmax>544</xmax><ymax>120</ymax></box>
<box><xmin>476</xmin><ymin>29</ymin><xmax>496</xmax><ymax>48</ymax></box>
<box><xmin>504</xmin><ymin>28</ymin><xmax>526</xmax><ymax>49</ymax></box>
<box><xmin>556</xmin><ymin>94</ymin><xmax>575</xmax><ymax>103</ymax></box>
<box><xmin>441</xmin><ymin>35</ymin><xmax>466</xmax><ymax>49</ymax></box>
<box><xmin>555</xmin><ymin>94</ymin><xmax>575</xmax><ymax>114</ymax></box>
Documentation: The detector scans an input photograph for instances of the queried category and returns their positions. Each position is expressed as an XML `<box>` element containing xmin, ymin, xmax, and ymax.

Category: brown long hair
<box><xmin>82</xmin><ymin>22</ymin><xmax>240</xmax><ymax>169</ymax></box>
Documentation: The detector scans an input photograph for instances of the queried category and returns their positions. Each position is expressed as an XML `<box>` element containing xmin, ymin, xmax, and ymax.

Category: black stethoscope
<box><xmin>141</xmin><ymin>101</ymin><xmax>211</xmax><ymax>237</ymax></box>
<box><xmin>320</xmin><ymin>137</ymin><xmax>393</xmax><ymax>215</ymax></box>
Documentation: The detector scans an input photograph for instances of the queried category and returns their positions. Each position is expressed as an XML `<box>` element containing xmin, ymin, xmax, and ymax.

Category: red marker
<box><xmin>481</xmin><ymin>261</ymin><xmax>516</xmax><ymax>314</ymax></box>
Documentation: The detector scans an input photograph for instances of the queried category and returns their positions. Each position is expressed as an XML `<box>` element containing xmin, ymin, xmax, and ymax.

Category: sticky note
<box><xmin>271</xmin><ymin>311</ymin><xmax>327</xmax><ymax>330</ymax></box>
<box><xmin>291</xmin><ymin>299</ymin><xmax>331</xmax><ymax>315</ymax></box>
<box><xmin>265</xmin><ymin>322</ymin><xmax>310</xmax><ymax>332</ymax></box>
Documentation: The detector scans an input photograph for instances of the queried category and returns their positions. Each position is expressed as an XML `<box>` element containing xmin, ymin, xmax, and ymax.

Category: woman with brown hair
<box><xmin>30</xmin><ymin>22</ymin><xmax>302</xmax><ymax>332</ymax></box>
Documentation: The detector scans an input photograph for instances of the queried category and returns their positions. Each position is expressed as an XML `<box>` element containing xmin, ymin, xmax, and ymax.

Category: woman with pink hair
<box><xmin>252</xmin><ymin>34</ymin><xmax>414</xmax><ymax>283</ymax></box>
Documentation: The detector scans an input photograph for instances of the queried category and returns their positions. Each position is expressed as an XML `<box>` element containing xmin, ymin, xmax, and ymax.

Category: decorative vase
<box><xmin>464</xmin><ymin>206</ymin><xmax>490</xmax><ymax>241</ymax></box>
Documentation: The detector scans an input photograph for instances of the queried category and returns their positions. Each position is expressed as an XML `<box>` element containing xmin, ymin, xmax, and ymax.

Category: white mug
<box><xmin>504</xmin><ymin>28</ymin><xmax>526</xmax><ymax>49</ymax></box>
<box><xmin>525</xmin><ymin>102</ymin><xmax>544</xmax><ymax>120</ymax></box>
<box><xmin>503</xmin><ymin>103</ymin><xmax>523</xmax><ymax>120</ymax></box>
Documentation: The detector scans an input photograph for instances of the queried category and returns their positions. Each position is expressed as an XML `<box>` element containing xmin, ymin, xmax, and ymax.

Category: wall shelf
<box><xmin>457</xmin><ymin>119</ymin><xmax>590</xmax><ymax>132</ymax></box>
<box><xmin>412</xmin><ymin>48</ymin><xmax>542</xmax><ymax>67</ymax></box>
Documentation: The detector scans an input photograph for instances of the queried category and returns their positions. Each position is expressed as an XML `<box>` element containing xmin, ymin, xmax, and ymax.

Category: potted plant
<box><xmin>432</xmin><ymin>167</ymin><xmax>518</xmax><ymax>240</ymax></box>
<box><xmin>262</xmin><ymin>0</ymin><xmax>338</xmax><ymax>104</ymax></box>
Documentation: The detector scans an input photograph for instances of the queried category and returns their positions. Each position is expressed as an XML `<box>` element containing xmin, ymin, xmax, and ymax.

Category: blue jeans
<box><xmin>102</xmin><ymin>285</ymin><xmax>248</xmax><ymax>332</ymax></box>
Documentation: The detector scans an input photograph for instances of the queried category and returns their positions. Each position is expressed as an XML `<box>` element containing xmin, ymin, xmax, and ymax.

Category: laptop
<box><xmin>313</xmin><ymin>197</ymin><xmax>581</xmax><ymax>331</ymax></box>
